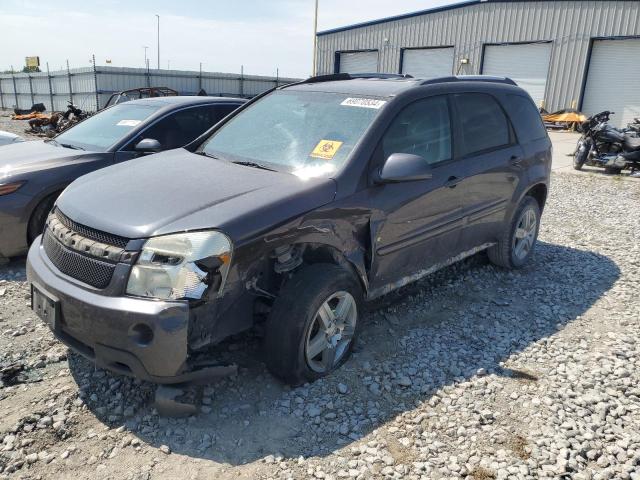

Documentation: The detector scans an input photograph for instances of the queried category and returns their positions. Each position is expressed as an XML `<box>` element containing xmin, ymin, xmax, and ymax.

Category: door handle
<box><xmin>445</xmin><ymin>176</ymin><xmax>461</xmax><ymax>188</ymax></box>
<box><xmin>510</xmin><ymin>155</ymin><xmax>523</xmax><ymax>166</ymax></box>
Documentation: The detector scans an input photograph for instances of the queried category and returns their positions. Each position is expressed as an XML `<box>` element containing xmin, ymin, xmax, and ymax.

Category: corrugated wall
<box><xmin>317</xmin><ymin>0</ymin><xmax>640</xmax><ymax>111</ymax></box>
<box><xmin>0</xmin><ymin>66</ymin><xmax>299</xmax><ymax>112</ymax></box>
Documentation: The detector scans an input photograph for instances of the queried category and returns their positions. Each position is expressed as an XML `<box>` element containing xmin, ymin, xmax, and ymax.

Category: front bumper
<box><xmin>0</xmin><ymin>193</ymin><xmax>30</xmax><ymax>258</ymax></box>
<box><xmin>26</xmin><ymin>237</ymin><xmax>214</xmax><ymax>383</ymax></box>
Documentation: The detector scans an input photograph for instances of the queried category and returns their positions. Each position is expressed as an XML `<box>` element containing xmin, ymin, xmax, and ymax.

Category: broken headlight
<box><xmin>126</xmin><ymin>231</ymin><xmax>232</xmax><ymax>301</ymax></box>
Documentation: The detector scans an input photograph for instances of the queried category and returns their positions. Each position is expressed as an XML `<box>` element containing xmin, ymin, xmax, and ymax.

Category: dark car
<box><xmin>26</xmin><ymin>74</ymin><xmax>551</xmax><ymax>386</ymax></box>
<box><xmin>0</xmin><ymin>96</ymin><xmax>245</xmax><ymax>261</ymax></box>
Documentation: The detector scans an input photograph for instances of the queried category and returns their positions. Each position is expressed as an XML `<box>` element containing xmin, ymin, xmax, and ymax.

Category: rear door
<box><xmin>451</xmin><ymin>92</ymin><xmax>525</xmax><ymax>252</ymax></box>
<box><xmin>368</xmin><ymin>95</ymin><xmax>465</xmax><ymax>292</ymax></box>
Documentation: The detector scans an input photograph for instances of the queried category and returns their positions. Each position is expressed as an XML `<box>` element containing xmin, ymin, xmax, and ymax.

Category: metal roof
<box><xmin>316</xmin><ymin>0</ymin><xmax>622</xmax><ymax>36</ymax></box>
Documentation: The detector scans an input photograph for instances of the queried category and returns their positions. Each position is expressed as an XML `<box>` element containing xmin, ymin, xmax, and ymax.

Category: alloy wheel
<box><xmin>512</xmin><ymin>207</ymin><xmax>538</xmax><ymax>261</ymax></box>
<box><xmin>305</xmin><ymin>291</ymin><xmax>357</xmax><ymax>373</ymax></box>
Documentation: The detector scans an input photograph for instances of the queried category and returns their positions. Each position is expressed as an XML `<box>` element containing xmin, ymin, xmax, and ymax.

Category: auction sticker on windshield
<box><xmin>310</xmin><ymin>140</ymin><xmax>343</xmax><ymax>160</ymax></box>
<box><xmin>116</xmin><ymin>119</ymin><xmax>142</xmax><ymax>127</ymax></box>
<box><xmin>341</xmin><ymin>98</ymin><xmax>387</xmax><ymax>109</ymax></box>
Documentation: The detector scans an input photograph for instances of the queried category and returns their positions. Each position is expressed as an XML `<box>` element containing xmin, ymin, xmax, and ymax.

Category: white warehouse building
<box><xmin>315</xmin><ymin>0</ymin><xmax>640</xmax><ymax>127</ymax></box>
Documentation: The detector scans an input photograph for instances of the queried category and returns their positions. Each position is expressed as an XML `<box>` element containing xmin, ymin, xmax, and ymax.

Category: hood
<box><xmin>0</xmin><ymin>140</ymin><xmax>95</xmax><ymax>180</ymax></box>
<box><xmin>57</xmin><ymin>149</ymin><xmax>337</xmax><ymax>241</ymax></box>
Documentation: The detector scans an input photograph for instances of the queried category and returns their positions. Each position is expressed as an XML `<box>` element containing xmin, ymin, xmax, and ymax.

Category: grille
<box><xmin>43</xmin><ymin>229</ymin><xmax>116</xmax><ymax>289</ymax></box>
<box><xmin>55</xmin><ymin>209</ymin><xmax>129</xmax><ymax>249</ymax></box>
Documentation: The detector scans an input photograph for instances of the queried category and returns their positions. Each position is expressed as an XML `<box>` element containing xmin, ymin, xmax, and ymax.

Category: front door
<box><xmin>368</xmin><ymin>95</ymin><xmax>465</xmax><ymax>295</ymax></box>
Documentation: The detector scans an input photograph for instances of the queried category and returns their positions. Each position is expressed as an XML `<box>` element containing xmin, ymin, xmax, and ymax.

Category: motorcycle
<box><xmin>573</xmin><ymin>111</ymin><xmax>640</xmax><ymax>174</ymax></box>
<box><xmin>27</xmin><ymin>102</ymin><xmax>90</xmax><ymax>137</ymax></box>
<box><xmin>626</xmin><ymin>117</ymin><xmax>640</xmax><ymax>136</ymax></box>
<box><xmin>56</xmin><ymin>102</ymin><xmax>90</xmax><ymax>133</ymax></box>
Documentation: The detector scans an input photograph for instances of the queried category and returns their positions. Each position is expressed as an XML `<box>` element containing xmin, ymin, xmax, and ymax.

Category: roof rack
<box><xmin>300</xmin><ymin>72</ymin><xmax>413</xmax><ymax>84</ymax></box>
<box><xmin>420</xmin><ymin>75</ymin><xmax>517</xmax><ymax>86</ymax></box>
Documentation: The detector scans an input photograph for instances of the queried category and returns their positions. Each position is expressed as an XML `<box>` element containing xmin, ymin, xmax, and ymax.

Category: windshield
<box><xmin>199</xmin><ymin>90</ymin><xmax>385</xmax><ymax>177</ymax></box>
<box><xmin>54</xmin><ymin>103</ymin><xmax>162</xmax><ymax>151</ymax></box>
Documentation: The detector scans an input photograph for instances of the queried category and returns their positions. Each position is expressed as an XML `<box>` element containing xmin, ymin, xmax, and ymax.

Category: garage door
<box><xmin>401</xmin><ymin>47</ymin><xmax>454</xmax><ymax>79</ymax></box>
<box><xmin>338</xmin><ymin>51</ymin><xmax>378</xmax><ymax>74</ymax></box>
<box><xmin>482</xmin><ymin>43</ymin><xmax>552</xmax><ymax>107</ymax></box>
<box><xmin>582</xmin><ymin>39</ymin><xmax>640</xmax><ymax>129</ymax></box>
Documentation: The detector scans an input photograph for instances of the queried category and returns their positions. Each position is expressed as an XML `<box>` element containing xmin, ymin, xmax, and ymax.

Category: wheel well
<box><xmin>526</xmin><ymin>184</ymin><xmax>547</xmax><ymax>212</ymax></box>
<box><xmin>27</xmin><ymin>190</ymin><xmax>61</xmax><ymax>242</ymax></box>
<box><xmin>271</xmin><ymin>243</ymin><xmax>367</xmax><ymax>292</ymax></box>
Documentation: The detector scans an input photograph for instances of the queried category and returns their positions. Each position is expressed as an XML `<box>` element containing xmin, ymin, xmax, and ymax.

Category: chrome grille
<box><xmin>54</xmin><ymin>209</ymin><xmax>129</xmax><ymax>249</ymax></box>
<box><xmin>43</xmin><ymin>229</ymin><xmax>116</xmax><ymax>289</ymax></box>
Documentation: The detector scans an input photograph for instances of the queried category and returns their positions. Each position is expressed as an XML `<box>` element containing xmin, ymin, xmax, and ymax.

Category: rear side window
<box><xmin>453</xmin><ymin>93</ymin><xmax>511</xmax><ymax>157</ymax></box>
<box><xmin>504</xmin><ymin>95</ymin><xmax>547</xmax><ymax>143</ymax></box>
<box><xmin>382</xmin><ymin>96</ymin><xmax>452</xmax><ymax>165</ymax></box>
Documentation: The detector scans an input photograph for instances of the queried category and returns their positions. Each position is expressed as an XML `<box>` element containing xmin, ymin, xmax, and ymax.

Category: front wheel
<box><xmin>573</xmin><ymin>139</ymin><xmax>589</xmax><ymax>170</ymax></box>
<box><xmin>264</xmin><ymin>263</ymin><xmax>363</xmax><ymax>386</ymax></box>
<box><xmin>488</xmin><ymin>196</ymin><xmax>541</xmax><ymax>269</ymax></box>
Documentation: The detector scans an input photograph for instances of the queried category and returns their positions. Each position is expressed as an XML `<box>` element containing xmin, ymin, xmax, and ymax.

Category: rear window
<box><xmin>453</xmin><ymin>93</ymin><xmax>511</xmax><ymax>157</ymax></box>
<box><xmin>504</xmin><ymin>94</ymin><xmax>548</xmax><ymax>143</ymax></box>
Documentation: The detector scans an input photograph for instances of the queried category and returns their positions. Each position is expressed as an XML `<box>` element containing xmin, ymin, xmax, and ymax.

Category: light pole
<box><xmin>143</xmin><ymin>46</ymin><xmax>148</xmax><ymax>67</ymax></box>
<box><xmin>155</xmin><ymin>14</ymin><xmax>160</xmax><ymax>70</ymax></box>
<box><xmin>312</xmin><ymin>0</ymin><xmax>319</xmax><ymax>75</ymax></box>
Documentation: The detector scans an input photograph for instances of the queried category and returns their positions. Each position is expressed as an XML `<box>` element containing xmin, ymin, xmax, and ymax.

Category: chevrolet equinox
<box><xmin>27</xmin><ymin>74</ymin><xmax>551</xmax><ymax>386</ymax></box>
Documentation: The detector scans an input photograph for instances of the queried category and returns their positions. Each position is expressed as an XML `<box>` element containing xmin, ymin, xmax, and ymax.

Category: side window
<box><xmin>453</xmin><ymin>93</ymin><xmax>511</xmax><ymax>157</ymax></box>
<box><xmin>382</xmin><ymin>96</ymin><xmax>452</xmax><ymax>165</ymax></box>
<box><xmin>504</xmin><ymin>94</ymin><xmax>547</xmax><ymax>143</ymax></box>
<box><xmin>130</xmin><ymin>104</ymin><xmax>237</xmax><ymax>151</ymax></box>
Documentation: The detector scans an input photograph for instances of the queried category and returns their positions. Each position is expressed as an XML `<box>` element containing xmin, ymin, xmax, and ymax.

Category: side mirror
<box><xmin>134</xmin><ymin>138</ymin><xmax>162</xmax><ymax>154</ymax></box>
<box><xmin>377</xmin><ymin>153</ymin><xmax>433</xmax><ymax>183</ymax></box>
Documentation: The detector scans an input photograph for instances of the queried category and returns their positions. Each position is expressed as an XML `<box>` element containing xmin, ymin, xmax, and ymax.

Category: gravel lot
<box><xmin>0</xmin><ymin>111</ymin><xmax>42</xmax><ymax>141</ymax></box>
<box><xmin>1</xmin><ymin>169</ymin><xmax>639</xmax><ymax>480</ymax></box>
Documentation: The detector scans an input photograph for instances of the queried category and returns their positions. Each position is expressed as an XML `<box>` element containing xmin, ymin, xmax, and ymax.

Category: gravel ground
<box><xmin>1</xmin><ymin>171</ymin><xmax>639</xmax><ymax>480</ymax></box>
<box><xmin>0</xmin><ymin>110</ymin><xmax>43</xmax><ymax>141</ymax></box>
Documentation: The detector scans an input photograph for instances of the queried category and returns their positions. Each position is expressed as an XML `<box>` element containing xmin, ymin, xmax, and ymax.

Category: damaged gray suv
<box><xmin>27</xmin><ymin>74</ymin><xmax>551</xmax><ymax>386</ymax></box>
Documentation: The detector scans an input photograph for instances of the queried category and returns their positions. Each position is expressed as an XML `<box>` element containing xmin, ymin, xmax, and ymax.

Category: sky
<box><xmin>0</xmin><ymin>0</ymin><xmax>456</xmax><ymax>78</ymax></box>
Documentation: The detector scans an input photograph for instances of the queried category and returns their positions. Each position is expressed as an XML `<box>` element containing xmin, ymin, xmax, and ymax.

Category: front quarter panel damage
<box><xmin>186</xmin><ymin>201</ymin><xmax>376</xmax><ymax>352</ymax></box>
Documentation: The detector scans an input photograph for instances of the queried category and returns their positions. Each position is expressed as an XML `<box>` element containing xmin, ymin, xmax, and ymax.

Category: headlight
<box><xmin>126</xmin><ymin>231</ymin><xmax>232</xmax><ymax>300</ymax></box>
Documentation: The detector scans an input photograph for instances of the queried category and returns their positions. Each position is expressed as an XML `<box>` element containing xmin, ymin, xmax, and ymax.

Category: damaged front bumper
<box><xmin>26</xmin><ymin>238</ymin><xmax>236</xmax><ymax>384</ymax></box>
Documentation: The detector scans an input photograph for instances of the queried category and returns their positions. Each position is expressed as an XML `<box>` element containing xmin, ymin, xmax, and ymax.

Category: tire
<box><xmin>573</xmin><ymin>139</ymin><xmax>589</xmax><ymax>171</ymax></box>
<box><xmin>27</xmin><ymin>194</ymin><xmax>58</xmax><ymax>244</ymax></box>
<box><xmin>487</xmin><ymin>196</ymin><xmax>541</xmax><ymax>269</ymax></box>
<box><xmin>264</xmin><ymin>263</ymin><xmax>363</xmax><ymax>386</ymax></box>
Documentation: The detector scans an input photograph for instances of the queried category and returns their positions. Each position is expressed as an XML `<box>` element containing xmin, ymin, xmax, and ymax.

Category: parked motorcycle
<box><xmin>626</xmin><ymin>117</ymin><xmax>640</xmax><ymax>136</ymax></box>
<box><xmin>573</xmin><ymin>111</ymin><xmax>640</xmax><ymax>174</ymax></box>
<box><xmin>28</xmin><ymin>102</ymin><xmax>90</xmax><ymax>137</ymax></box>
<box><xmin>56</xmin><ymin>102</ymin><xmax>90</xmax><ymax>133</ymax></box>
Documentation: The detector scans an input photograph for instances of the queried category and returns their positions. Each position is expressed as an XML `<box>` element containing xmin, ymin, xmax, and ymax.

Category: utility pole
<box><xmin>143</xmin><ymin>46</ymin><xmax>148</xmax><ymax>67</ymax></box>
<box><xmin>156</xmin><ymin>14</ymin><xmax>160</xmax><ymax>69</ymax></box>
<box><xmin>312</xmin><ymin>0</ymin><xmax>319</xmax><ymax>75</ymax></box>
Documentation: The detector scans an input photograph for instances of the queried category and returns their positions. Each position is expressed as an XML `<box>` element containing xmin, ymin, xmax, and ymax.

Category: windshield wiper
<box><xmin>60</xmin><ymin>143</ymin><xmax>85</xmax><ymax>151</ymax></box>
<box><xmin>195</xmin><ymin>151</ymin><xmax>219</xmax><ymax>159</ymax></box>
<box><xmin>231</xmin><ymin>161</ymin><xmax>277</xmax><ymax>172</ymax></box>
<box><xmin>195</xmin><ymin>151</ymin><xmax>277</xmax><ymax>172</ymax></box>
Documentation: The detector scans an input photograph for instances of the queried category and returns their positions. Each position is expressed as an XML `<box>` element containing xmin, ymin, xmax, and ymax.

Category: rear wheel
<box><xmin>488</xmin><ymin>196</ymin><xmax>541</xmax><ymax>269</ymax></box>
<box><xmin>264</xmin><ymin>263</ymin><xmax>362</xmax><ymax>386</ymax></box>
<box><xmin>27</xmin><ymin>193</ymin><xmax>58</xmax><ymax>244</ymax></box>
